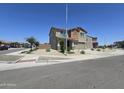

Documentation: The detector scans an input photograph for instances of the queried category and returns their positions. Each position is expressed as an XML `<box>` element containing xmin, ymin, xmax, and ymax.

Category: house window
<box><xmin>80</xmin><ymin>32</ymin><xmax>84</xmax><ymax>38</ymax></box>
<box><xmin>60</xmin><ymin>31</ymin><xmax>63</xmax><ymax>34</ymax></box>
<box><xmin>60</xmin><ymin>31</ymin><xmax>65</xmax><ymax>35</ymax></box>
<box><xmin>60</xmin><ymin>31</ymin><xmax>66</xmax><ymax>38</ymax></box>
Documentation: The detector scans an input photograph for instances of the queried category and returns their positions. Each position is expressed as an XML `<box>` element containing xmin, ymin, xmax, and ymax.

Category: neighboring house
<box><xmin>49</xmin><ymin>27</ymin><xmax>98</xmax><ymax>50</ymax></box>
<box><xmin>113</xmin><ymin>40</ymin><xmax>124</xmax><ymax>48</ymax></box>
<box><xmin>0</xmin><ymin>40</ymin><xmax>23</xmax><ymax>48</ymax></box>
<box><xmin>0</xmin><ymin>40</ymin><xmax>10</xmax><ymax>46</ymax></box>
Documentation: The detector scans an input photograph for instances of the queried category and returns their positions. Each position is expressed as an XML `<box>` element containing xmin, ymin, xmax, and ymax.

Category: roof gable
<box><xmin>68</xmin><ymin>27</ymin><xmax>87</xmax><ymax>33</ymax></box>
<box><xmin>49</xmin><ymin>27</ymin><xmax>87</xmax><ymax>36</ymax></box>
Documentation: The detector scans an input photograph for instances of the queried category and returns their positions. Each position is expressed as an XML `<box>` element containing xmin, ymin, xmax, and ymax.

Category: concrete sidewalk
<box><xmin>11</xmin><ymin>48</ymin><xmax>124</xmax><ymax>64</ymax></box>
<box><xmin>0</xmin><ymin>54</ymin><xmax>124</xmax><ymax>72</ymax></box>
<box><xmin>0</xmin><ymin>49</ymin><xmax>124</xmax><ymax>71</ymax></box>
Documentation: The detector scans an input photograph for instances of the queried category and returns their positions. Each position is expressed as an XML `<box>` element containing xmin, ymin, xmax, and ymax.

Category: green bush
<box><xmin>68</xmin><ymin>51</ymin><xmax>75</xmax><ymax>54</ymax></box>
<box><xmin>96</xmin><ymin>48</ymin><xmax>101</xmax><ymax>51</ymax></box>
<box><xmin>46</xmin><ymin>48</ymin><xmax>51</xmax><ymax>52</ymax></box>
<box><xmin>27</xmin><ymin>48</ymin><xmax>37</xmax><ymax>54</ymax></box>
<box><xmin>27</xmin><ymin>50</ymin><xmax>32</xmax><ymax>54</ymax></box>
<box><xmin>80</xmin><ymin>50</ymin><xmax>85</xmax><ymax>54</ymax></box>
<box><xmin>59</xmin><ymin>40</ymin><xmax>65</xmax><ymax>53</ymax></box>
<box><xmin>21</xmin><ymin>51</ymin><xmax>28</xmax><ymax>54</ymax></box>
<box><xmin>91</xmin><ymin>48</ymin><xmax>94</xmax><ymax>51</ymax></box>
<box><xmin>67</xmin><ymin>47</ymin><xmax>71</xmax><ymax>52</ymax></box>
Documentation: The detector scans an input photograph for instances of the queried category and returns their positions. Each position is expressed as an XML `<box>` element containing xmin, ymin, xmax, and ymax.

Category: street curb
<box><xmin>58</xmin><ymin>54</ymin><xmax>124</xmax><ymax>63</ymax></box>
<box><xmin>15</xmin><ymin>56</ymin><xmax>25</xmax><ymax>63</ymax></box>
<box><xmin>17</xmin><ymin>56</ymin><xmax>39</xmax><ymax>63</ymax></box>
<box><xmin>36</xmin><ymin>54</ymin><xmax>124</xmax><ymax>65</ymax></box>
<box><xmin>0</xmin><ymin>54</ymin><xmax>124</xmax><ymax>72</ymax></box>
<box><xmin>18</xmin><ymin>59</ymin><xmax>36</xmax><ymax>63</ymax></box>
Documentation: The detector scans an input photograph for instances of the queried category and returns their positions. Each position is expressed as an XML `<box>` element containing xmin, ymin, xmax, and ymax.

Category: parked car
<box><xmin>0</xmin><ymin>46</ymin><xmax>8</xmax><ymax>50</ymax></box>
<box><xmin>10</xmin><ymin>46</ymin><xmax>16</xmax><ymax>48</ymax></box>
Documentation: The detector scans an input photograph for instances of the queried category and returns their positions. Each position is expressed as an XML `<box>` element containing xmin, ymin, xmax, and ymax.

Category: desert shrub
<box><xmin>91</xmin><ymin>48</ymin><xmax>94</xmax><ymax>51</ymax></box>
<box><xmin>68</xmin><ymin>51</ymin><xmax>75</xmax><ymax>54</ymax></box>
<box><xmin>80</xmin><ymin>50</ymin><xmax>85</xmax><ymax>54</ymax></box>
<box><xmin>59</xmin><ymin>40</ymin><xmax>65</xmax><ymax>53</ymax></box>
<box><xmin>27</xmin><ymin>48</ymin><xmax>37</xmax><ymax>54</ymax></box>
<box><xmin>96</xmin><ymin>48</ymin><xmax>101</xmax><ymax>51</ymax></box>
<box><xmin>46</xmin><ymin>48</ymin><xmax>51</xmax><ymax>52</ymax></box>
<box><xmin>67</xmin><ymin>47</ymin><xmax>71</xmax><ymax>52</ymax></box>
<box><xmin>21</xmin><ymin>51</ymin><xmax>28</xmax><ymax>54</ymax></box>
<box><xmin>33</xmin><ymin>48</ymin><xmax>38</xmax><ymax>51</ymax></box>
<box><xmin>27</xmin><ymin>50</ymin><xmax>32</xmax><ymax>54</ymax></box>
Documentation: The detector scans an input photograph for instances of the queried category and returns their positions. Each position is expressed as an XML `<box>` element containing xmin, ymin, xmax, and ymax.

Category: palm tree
<box><xmin>26</xmin><ymin>37</ymin><xmax>36</xmax><ymax>50</ymax></box>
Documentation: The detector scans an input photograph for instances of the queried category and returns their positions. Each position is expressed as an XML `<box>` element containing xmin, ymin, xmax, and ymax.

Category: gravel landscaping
<box><xmin>0</xmin><ymin>55</ymin><xmax>23</xmax><ymax>62</ymax></box>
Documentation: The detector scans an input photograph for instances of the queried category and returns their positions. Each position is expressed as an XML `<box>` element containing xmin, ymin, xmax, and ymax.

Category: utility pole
<box><xmin>65</xmin><ymin>3</ymin><xmax>68</xmax><ymax>55</ymax></box>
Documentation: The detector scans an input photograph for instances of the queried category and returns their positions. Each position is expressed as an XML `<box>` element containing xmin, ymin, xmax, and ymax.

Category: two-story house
<box><xmin>49</xmin><ymin>27</ymin><xmax>98</xmax><ymax>50</ymax></box>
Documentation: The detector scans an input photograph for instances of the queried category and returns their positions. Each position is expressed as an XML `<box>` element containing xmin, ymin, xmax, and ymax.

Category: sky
<box><xmin>0</xmin><ymin>3</ymin><xmax>124</xmax><ymax>45</ymax></box>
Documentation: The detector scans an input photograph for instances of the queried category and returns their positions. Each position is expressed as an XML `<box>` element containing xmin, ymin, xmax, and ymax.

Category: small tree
<box><xmin>26</xmin><ymin>37</ymin><xmax>36</xmax><ymax>50</ymax></box>
<box><xmin>59</xmin><ymin>39</ymin><xmax>65</xmax><ymax>53</ymax></box>
<box><xmin>0</xmin><ymin>41</ymin><xmax>2</xmax><ymax>46</ymax></box>
<box><xmin>35</xmin><ymin>41</ymin><xmax>40</xmax><ymax>48</ymax></box>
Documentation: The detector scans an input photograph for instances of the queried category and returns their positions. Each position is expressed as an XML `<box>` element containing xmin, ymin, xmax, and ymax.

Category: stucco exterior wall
<box><xmin>49</xmin><ymin>27</ymin><xmax>98</xmax><ymax>50</ymax></box>
<box><xmin>74</xmin><ymin>43</ymin><xmax>86</xmax><ymax>49</ymax></box>
<box><xmin>49</xmin><ymin>31</ymin><xmax>58</xmax><ymax>50</ymax></box>
<box><xmin>70</xmin><ymin>30</ymin><xmax>79</xmax><ymax>41</ymax></box>
<box><xmin>86</xmin><ymin>36</ymin><xmax>93</xmax><ymax>48</ymax></box>
<box><xmin>78</xmin><ymin>31</ymin><xmax>87</xmax><ymax>43</ymax></box>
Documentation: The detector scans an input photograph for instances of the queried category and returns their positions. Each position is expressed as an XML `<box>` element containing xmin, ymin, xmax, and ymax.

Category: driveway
<box><xmin>0</xmin><ymin>48</ymin><xmax>25</xmax><ymax>55</ymax></box>
<box><xmin>0</xmin><ymin>55</ymin><xmax>124</xmax><ymax>89</ymax></box>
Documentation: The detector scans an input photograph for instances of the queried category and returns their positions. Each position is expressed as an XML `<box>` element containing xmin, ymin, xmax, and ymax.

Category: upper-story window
<box><xmin>80</xmin><ymin>32</ymin><xmax>84</xmax><ymax>38</ymax></box>
<box><xmin>59</xmin><ymin>31</ymin><xmax>67</xmax><ymax>38</ymax></box>
<box><xmin>60</xmin><ymin>31</ymin><xmax>63</xmax><ymax>34</ymax></box>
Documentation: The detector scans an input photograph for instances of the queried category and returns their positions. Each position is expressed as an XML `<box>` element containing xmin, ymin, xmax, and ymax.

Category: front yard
<box><xmin>0</xmin><ymin>55</ymin><xmax>23</xmax><ymax>62</ymax></box>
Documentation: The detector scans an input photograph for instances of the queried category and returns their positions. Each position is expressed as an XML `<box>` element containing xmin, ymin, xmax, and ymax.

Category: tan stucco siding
<box><xmin>74</xmin><ymin>43</ymin><xmax>86</xmax><ymax>49</ymax></box>
<box><xmin>49</xmin><ymin>31</ymin><xmax>58</xmax><ymax>50</ymax></box>
<box><xmin>78</xmin><ymin>32</ymin><xmax>87</xmax><ymax>42</ymax></box>
<box><xmin>70</xmin><ymin>30</ymin><xmax>79</xmax><ymax>41</ymax></box>
<box><xmin>86</xmin><ymin>36</ymin><xmax>93</xmax><ymax>48</ymax></box>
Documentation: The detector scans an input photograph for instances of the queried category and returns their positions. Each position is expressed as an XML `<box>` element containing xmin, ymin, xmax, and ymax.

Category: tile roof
<box><xmin>68</xmin><ymin>27</ymin><xmax>87</xmax><ymax>33</ymax></box>
<box><xmin>50</xmin><ymin>27</ymin><xmax>87</xmax><ymax>35</ymax></box>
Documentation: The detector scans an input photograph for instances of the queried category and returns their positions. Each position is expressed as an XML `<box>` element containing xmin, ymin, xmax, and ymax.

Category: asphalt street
<box><xmin>0</xmin><ymin>48</ymin><xmax>25</xmax><ymax>55</ymax></box>
<box><xmin>0</xmin><ymin>55</ymin><xmax>124</xmax><ymax>89</ymax></box>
